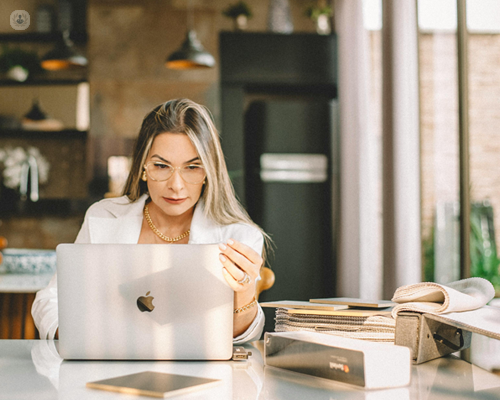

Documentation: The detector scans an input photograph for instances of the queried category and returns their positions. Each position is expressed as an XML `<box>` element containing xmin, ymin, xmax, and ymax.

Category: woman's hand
<box><xmin>219</xmin><ymin>239</ymin><xmax>262</xmax><ymax>293</ymax></box>
<box><xmin>219</xmin><ymin>239</ymin><xmax>263</xmax><ymax>337</ymax></box>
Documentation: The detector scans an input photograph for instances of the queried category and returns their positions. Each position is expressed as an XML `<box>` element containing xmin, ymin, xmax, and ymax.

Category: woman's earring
<box><xmin>142</xmin><ymin>170</ymin><xmax>147</xmax><ymax>181</ymax></box>
<box><xmin>203</xmin><ymin>180</ymin><xmax>206</xmax><ymax>185</ymax></box>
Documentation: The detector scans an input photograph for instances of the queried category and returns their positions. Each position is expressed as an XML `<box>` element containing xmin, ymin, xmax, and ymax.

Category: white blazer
<box><xmin>31</xmin><ymin>194</ymin><xmax>265</xmax><ymax>344</ymax></box>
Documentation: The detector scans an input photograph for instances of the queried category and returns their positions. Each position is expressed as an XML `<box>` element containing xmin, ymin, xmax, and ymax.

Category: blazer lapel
<box><xmin>88</xmin><ymin>195</ymin><xmax>147</xmax><ymax>244</ymax></box>
<box><xmin>89</xmin><ymin>216</ymin><xmax>143</xmax><ymax>244</ymax></box>
<box><xmin>87</xmin><ymin>196</ymin><xmax>221</xmax><ymax>244</ymax></box>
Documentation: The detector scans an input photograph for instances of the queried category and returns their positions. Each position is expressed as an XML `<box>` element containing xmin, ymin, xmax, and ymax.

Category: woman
<box><xmin>32</xmin><ymin>98</ymin><xmax>270</xmax><ymax>344</ymax></box>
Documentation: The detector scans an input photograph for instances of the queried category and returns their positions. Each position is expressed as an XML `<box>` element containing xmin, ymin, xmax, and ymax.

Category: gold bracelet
<box><xmin>234</xmin><ymin>298</ymin><xmax>257</xmax><ymax>314</ymax></box>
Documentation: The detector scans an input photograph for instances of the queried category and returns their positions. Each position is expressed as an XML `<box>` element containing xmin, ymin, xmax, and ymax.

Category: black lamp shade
<box><xmin>24</xmin><ymin>99</ymin><xmax>48</xmax><ymax>121</ymax></box>
<box><xmin>166</xmin><ymin>30</ymin><xmax>215</xmax><ymax>70</ymax></box>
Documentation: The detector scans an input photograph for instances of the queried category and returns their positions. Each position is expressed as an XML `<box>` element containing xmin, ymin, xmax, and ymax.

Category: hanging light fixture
<box><xmin>41</xmin><ymin>30</ymin><xmax>88</xmax><ymax>71</ymax></box>
<box><xmin>165</xmin><ymin>0</ymin><xmax>215</xmax><ymax>70</ymax></box>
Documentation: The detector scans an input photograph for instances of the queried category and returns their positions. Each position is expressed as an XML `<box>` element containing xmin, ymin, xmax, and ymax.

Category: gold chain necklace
<box><xmin>144</xmin><ymin>204</ymin><xmax>190</xmax><ymax>243</ymax></box>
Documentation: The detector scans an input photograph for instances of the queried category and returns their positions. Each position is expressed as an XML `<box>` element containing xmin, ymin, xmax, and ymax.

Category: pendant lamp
<box><xmin>165</xmin><ymin>1</ymin><xmax>215</xmax><ymax>70</ymax></box>
<box><xmin>41</xmin><ymin>30</ymin><xmax>88</xmax><ymax>70</ymax></box>
<box><xmin>166</xmin><ymin>30</ymin><xmax>215</xmax><ymax>69</ymax></box>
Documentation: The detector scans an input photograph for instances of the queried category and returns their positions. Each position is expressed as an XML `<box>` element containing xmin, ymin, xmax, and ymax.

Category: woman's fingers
<box><xmin>218</xmin><ymin>240</ymin><xmax>263</xmax><ymax>277</ymax></box>
<box><xmin>222</xmin><ymin>266</ymin><xmax>249</xmax><ymax>291</ymax></box>
<box><xmin>219</xmin><ymin>252</ymin><xmax>248</xmax><ymax>283</ymax></box>
<box><xmin>219</xmin><ymin>243</ymin><xmax>253</xmax><ymax>276</ymax></box>
<box><xmin>225</xmin><ymin>239</ymin><xmax>262</xmax><ymax>265</ymax></box>
<box><xmin>218</xmin><ymin>239</ymin><xmax>263</xmax><ymax>291</ymax></box>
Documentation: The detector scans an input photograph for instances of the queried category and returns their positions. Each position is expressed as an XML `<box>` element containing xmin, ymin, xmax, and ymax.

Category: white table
<box><xmin>2</xmin><ymin>340</ymin><xmax>500</xmax><ymax>399</ymax></box>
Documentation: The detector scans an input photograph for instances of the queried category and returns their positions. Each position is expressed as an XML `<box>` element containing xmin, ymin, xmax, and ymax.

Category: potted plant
<box><xmin>305</xmin><ymin>0</ymin><xmax>334</xmax><ymax>35</ymax></box>
<box><xmin>223</xmin><ymin>1</ymin><xmax>253</xmax><ymax>31</ymax></box>
<box><xmin>0</xmin><ymin>45</ymin><xmax>42</xmax><ymax>82</ymax></box>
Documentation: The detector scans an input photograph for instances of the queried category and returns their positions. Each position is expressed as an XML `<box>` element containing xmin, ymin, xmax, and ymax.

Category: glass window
<box><xmin>468</xmin><ymin>0</ymin><xmax>500</xmax><ymax>291</ymax></box>
<box><xmin>419</xmin><ymin>0</ymin><xmax>500</xmax><ymax>293</ymax></box>
<box><xmin>418</xmin><ymin>0</ymin><xmax>461</xmax><ymax>283</ymax></box>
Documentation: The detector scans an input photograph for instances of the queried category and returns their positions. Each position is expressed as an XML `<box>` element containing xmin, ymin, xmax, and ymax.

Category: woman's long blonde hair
<box><xmin>123</xmin><ymin>99</ymin><xmax>272</xmax><ymax>261</ymax></box>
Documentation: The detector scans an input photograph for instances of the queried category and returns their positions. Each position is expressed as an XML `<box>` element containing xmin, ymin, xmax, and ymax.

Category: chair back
<box><xmin>256</xmin><ymin>266</ymin><xmax>275</xmax><ymax>301</ymax></box>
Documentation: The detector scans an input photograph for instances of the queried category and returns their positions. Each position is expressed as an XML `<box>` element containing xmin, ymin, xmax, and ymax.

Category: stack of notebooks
<box><xmin>261</xmin><ymin>298</ymin><xmax>396</xmax><ymax>343</ymax></box>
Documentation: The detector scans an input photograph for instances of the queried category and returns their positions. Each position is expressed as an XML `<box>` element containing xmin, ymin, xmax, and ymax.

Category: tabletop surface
<box><xmin>2</xmin><ymin>340</ymin><xmax>500</xmax><ymax>400</ymax></box>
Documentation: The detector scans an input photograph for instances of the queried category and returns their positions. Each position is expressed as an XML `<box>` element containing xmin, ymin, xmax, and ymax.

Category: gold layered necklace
<box><xmin>144</xmin><ymin>204</ymin><xmax>190</xmax><ymax>243</ymax></box>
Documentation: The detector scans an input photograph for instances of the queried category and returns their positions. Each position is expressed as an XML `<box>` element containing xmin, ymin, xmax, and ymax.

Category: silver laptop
<box><xmin>56</xmin><ymin>244</ymin><xmax>234</xmax><ymax>360</ymax></box>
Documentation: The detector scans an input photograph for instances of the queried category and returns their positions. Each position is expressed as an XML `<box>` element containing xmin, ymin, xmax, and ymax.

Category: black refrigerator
<box><xmin>219</xmin><ymin>32</ymin><xmax>338</xmax><ymax>334</ymax></box>
<box><xmin>245</xmin><ymin>99</ymin><xmax>337</xmax><ymax>333</ymax></box>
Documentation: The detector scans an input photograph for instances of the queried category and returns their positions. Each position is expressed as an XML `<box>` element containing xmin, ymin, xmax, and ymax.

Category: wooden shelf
<box><xmin>0</xmin><ymin>78</ymin><xmax>87</xmax><ymax>87</ymax></box>
<box><xmin>0</xmin><ymin>31</ymin><xmax>87</xmax><ymax>44</ymax></box>
<box><xmin>0</xmin><ymin>128</ymin><xmax>87</xmax><ymax>139</ymax></box>
<box><xmin>0</xmin><ymin>197</ymin><xmax>92</xmax><ymax>218</ymax></box>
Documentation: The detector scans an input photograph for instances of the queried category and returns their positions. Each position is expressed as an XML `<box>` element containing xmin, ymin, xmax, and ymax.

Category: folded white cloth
<box><xmin>391</xmin><ymin>277</ymin><xmax>495</xmax><ymax>319</ymax></box>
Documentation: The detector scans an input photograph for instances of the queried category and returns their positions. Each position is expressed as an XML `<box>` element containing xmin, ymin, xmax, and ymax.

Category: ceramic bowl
<box><xmin>0</xmin><ymin>249</ymin><xmax>56</xmax><ymax>274</ymax></box>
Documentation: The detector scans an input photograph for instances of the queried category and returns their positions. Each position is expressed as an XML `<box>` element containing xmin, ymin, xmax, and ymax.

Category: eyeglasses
<box><xmin>144</xmin><ymin>161</ymin><xmax>206</xmax><ymax>184</ymax></box>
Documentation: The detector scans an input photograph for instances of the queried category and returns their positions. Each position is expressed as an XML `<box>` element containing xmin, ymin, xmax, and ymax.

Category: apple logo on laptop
<box><xmin>137</xmin><ymin>291</ymin><xmax>155</xmax><ymax>312</ymax></box>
